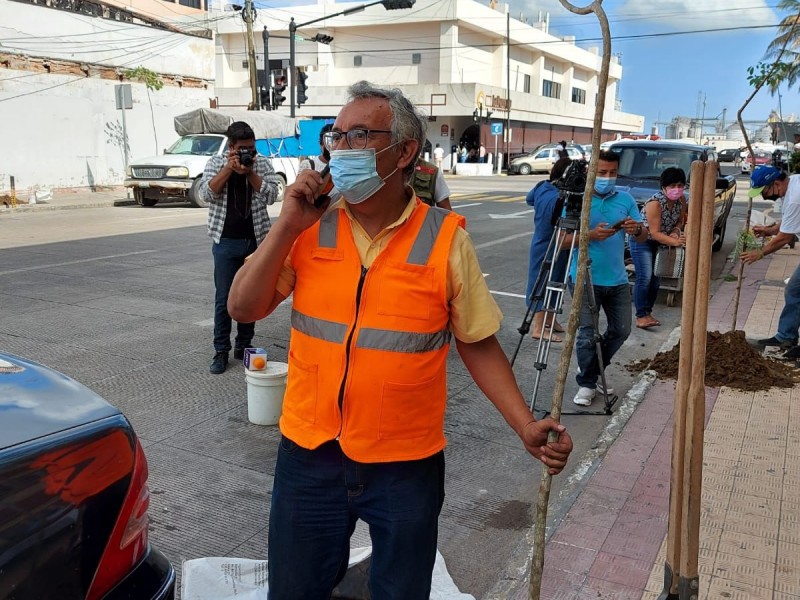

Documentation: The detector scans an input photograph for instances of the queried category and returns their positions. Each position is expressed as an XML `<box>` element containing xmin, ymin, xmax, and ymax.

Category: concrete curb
<box><xmin>0</xmin><ymin>198</ymin><xmax>136</xmax><ymax>213</ymax></box>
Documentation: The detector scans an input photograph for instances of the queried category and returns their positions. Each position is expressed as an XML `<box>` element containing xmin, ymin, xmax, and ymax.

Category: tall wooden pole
<box><xmin>528</xmin><ymin>1</ymin><xmax>610</xmax><ymax>598</ymax></box>
<box><xmin>660</xmin><ymin>161</ymin><xmax>705</xmax><ymax>598</ymax></box>
<box><xmin>678</xmin><ymin>163</ymin><xmax>717</xmax><ymax>598</ymax></box>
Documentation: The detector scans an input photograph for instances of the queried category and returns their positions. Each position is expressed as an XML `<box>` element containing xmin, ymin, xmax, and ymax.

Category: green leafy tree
<box><xmin>764</xmin><ymin>1</ymin><xmax>800</xmax><ymax>92</ymax></box>
<box><xmin>124</xmin><ymin>67</ymin><xmax>164</xmax><ymax>154</ymax></box>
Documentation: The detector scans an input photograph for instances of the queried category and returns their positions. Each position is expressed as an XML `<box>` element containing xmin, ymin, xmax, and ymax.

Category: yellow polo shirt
<box><xmin>276</xmin><ymin>195</ymin><xmax>503</xmax><ymax>343</ymax></box>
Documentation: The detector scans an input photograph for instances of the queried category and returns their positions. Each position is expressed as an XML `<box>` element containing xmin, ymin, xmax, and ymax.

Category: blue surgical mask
<box><xmin>594</xmin><ymin>177</ymin><xmax>616</xmax><ymax>196</ymax></box>
<box><xmin>329</xmin><ymin>145</ymin><xmax>399</xmax><ymax>204</ymax></box>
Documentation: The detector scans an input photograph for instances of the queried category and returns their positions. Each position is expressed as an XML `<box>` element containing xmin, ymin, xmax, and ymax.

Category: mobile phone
<box><xmin>611</xmin><ymin>218</ymin><xmax>627</xmax><ymax>231</ymax></box>
<box><xmin>314</xmin><ymin>165</ymin><xmax>332</xmax><ymax>208</ymax></box>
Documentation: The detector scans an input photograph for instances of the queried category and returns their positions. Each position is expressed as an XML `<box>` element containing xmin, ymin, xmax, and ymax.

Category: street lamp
<box><xmin>288</xmin><ymin>0</ymin><xmax>416</xmax><ymax>117</ymax></box>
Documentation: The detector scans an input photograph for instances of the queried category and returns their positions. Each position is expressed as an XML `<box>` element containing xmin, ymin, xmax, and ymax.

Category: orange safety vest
<box><xmin>282</xmin><ymin>200</ymin><xmax>462</xmax><ymax>463</ymax></box>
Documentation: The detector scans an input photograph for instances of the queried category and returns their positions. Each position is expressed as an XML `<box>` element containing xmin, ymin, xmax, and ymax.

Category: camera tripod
<box><xmin>510</xmin><ymin>212</ymin><xmax>619</xmax><ymax>418</ymax></box>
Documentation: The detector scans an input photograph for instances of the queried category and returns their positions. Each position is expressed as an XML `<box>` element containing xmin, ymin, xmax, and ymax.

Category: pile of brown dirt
<box><xmin>627</xmin><ymin>330</ymin><xmax>800</xmax><ymax>391</ymax></box>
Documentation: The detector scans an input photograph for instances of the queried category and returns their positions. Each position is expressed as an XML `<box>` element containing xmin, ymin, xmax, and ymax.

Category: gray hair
<box><xmin>346</xmin><ymin>81</ymin><xmax>426</xmax><ymax>182</ymax></box>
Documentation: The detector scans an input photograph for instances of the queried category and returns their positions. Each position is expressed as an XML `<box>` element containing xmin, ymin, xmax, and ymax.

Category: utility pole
<box><xmin>262</xmin><ymin>26</ymin><xmax>271</xmax><ymax>110</ymax></box>
<box><xmin>505</xmin><ymin>10</ymin><xmax>510</xmax><ymax>165</ymax></box>
<box><xmin>244</xmin><ymin>0</ymin><xmax>259</xmax><ymax>110</ymax></box>
<box><xmin>289</xmin><ymin>18</ymin><xmax>297</xmax><ymax>118</ymax></box>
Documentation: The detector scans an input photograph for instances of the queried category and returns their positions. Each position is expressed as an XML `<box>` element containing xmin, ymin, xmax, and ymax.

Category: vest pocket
<box><xmin>377</xmin><ymin>264</ymin><xmax>435</xmax><ymax>320</ymax></box>
<box><xmin>284</xmin><ymin>350</ymin><xmax>319</xmax><ymax>425</ymax></box>
<box><xmin>378</xmin><ymin>375</ymin><xmax>440</xmax><ymax>440</ymax></box>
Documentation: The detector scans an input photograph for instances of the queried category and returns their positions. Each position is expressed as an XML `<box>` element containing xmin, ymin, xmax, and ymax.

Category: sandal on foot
<box><xmin>531</xmin><ymin>330</ymin><xmax>563</xmax><ymax>343</ymax></box>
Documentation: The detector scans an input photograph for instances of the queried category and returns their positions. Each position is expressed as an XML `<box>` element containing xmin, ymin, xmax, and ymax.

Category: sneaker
<box><xmin>783</xmin><ymin>345</ymin><xmax>800</xmax><ymax>360</ymax></box>
<box><xmin>573</xmin><ymin>387</ymin><xmax>596</xmax><ymax>406</ymax></box>
<box><xmin>757</xmin><ymin>335</ymin><xmax>795</xmax><ymax>349</ymax></box>
<box><xmin>597</xmin><ymin>382</ymin><xmax>615</xmax><ymax>396</ymax></box>
<box><xmin>233</xmin><ymin>345</ymin><xmax>254</xmax><ymax>360</ymax></box>
<box><xmin>210</xmin><ymin>351</ymin><xmax>229</xmax><ymax>374</ymax></box>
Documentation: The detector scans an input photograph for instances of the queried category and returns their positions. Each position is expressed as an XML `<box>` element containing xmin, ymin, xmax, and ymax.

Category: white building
<box><xmin>212</xmin><ymin>0</ymin><xmax>644</xmax><ymax>168</ymax></box>
<box><xmin>0</xmin><ymin>0</ymin><xmax>215</xmax><ymax>191</ymax></box>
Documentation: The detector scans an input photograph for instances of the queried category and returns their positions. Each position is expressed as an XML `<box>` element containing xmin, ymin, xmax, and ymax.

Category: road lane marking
<box><xmin>452</xmin><ymin>202</ymin><xmax>482</xmax><ymax>209</ymax></box>
<box><xmin>474</xmin><ymin>231</ymin><xmax>531</xmax><ymax>249</ymax></box>
<box><xmin>0</xmin><ymin>250</ymin><xmax>159</xmax><ymax>276</ymax></box>
<box><xmin>489</xmin><ymin>290</ymin><xmax>526</xmax><ymax>299</ymax></box>
<box><xmin>488</xmin><ymin>209</ymin><xmax>534</xmax><ymax>219</ymax></box>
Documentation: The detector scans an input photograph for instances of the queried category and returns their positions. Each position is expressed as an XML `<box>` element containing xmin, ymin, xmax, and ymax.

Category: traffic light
<box><xmin>259</xmin><ymin>86</ymin><xmax>271</xmax><ymax>111</ymax></box>
<box><xmin>310</xmin><ymin>33</ymin><xmax>333</xmax><ymax>44</ymax></box>
<box><xmin>381</xmin><ymin>0</ymin><xmax>415</xmax><ymax>9</ymax></box>
<box><xmin>272</xmin><ymin>73</ymin><xmax>287</xmax><ymax>109</ymax></box>
<box><xmin>296</xmin><ymin>68</ymin><xmax>308</xmax><ymax>106</ymax></box>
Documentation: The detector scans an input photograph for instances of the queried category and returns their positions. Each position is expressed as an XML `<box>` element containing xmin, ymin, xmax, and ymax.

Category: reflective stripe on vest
<box><xmin>357</xmin><ymin>327</ymin><xmax>451</xmax><ymax>353</ymax></box>
<box><xmin>291</xmin><ymin>311</ymin><xmax>450</xmax><ymax>354</ymax></box>
<box><xmin>318</xmin><ymin>209</ymin><xmax>339</xmax><ymax>248</ymax></box>
<box><xmin>407</xmin><ymin>206</ymin><xmax>447</xmax><ymax>265</ymax></box>
<box><xmin>291</xmin><ymin>308</ymin><xmax>348</xmax><ymax>344</ymax></box>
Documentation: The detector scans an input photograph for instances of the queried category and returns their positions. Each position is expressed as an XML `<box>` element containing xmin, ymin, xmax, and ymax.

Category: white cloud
<box><xmin>617</xmin><ymin>0</ymin><xmax>776</xmax><ymax>30</ymax></box>
<box><xmin>510</xmin><ymin>0</ymin><xmax>776</xmax><ymax>32</ymax></box>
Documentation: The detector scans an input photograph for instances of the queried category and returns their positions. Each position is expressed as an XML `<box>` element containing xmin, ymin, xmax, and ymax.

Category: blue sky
<box><xmin>268</xmin><ymin>0</ymin><xmax>790</xmax><ymax>134</ymax></box>
<box><xmin>527</xmin><ymin>0</ymin><xmax>787</xmax><ymax>135</ymax></box>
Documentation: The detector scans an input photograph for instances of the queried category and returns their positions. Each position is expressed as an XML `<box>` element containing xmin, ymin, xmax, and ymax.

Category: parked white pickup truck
<box><xmin>124</xmin><ymin>108</ymin><xmax>302</xmax><ymax>208</ymax></box>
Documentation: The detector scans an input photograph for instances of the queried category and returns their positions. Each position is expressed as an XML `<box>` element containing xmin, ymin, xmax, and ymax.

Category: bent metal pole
<box><xmin>659</xmin><ymin>160</ymin><xmax>705</xmax><ymax>599</ymax></box>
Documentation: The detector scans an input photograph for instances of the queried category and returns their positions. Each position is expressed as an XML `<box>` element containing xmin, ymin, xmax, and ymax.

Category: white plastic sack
<box><xmin>181</xmin><ymin>547</ymin><xmax>474</xmax><ymax>600</ymax></box>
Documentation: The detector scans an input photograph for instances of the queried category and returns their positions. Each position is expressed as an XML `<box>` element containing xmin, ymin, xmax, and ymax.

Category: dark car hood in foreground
<box><xmin>0</xmin><ymin>353</ymin><xmax>119</xmax><ymax>450</ymax></box>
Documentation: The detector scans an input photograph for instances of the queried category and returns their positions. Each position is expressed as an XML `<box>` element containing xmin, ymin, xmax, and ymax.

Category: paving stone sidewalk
<box><xmin>512</xmin><ymin>249</ymin><xmax>800</xmax><ymax>600</ymax></box>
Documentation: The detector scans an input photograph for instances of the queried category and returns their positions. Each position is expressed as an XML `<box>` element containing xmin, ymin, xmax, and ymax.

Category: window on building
<box><xmin>177</xmin><ymin>0</ymin><xmax>202</xmax><ymax>8</ymax></box>
<box><xmin>542</xmin><ymin>80</ymin><xmax>561</xmax><ymax>99</ymax></box>
<box><xmin>571</xmin><ymin>87</ymin><xmax>586</xmax><ymax>104</ymax></box>
<box><xmin>354</xmin><ymin>55</ymin><xmax>362</xmax><ymax>67</ymax></box>
<box><xmin>241</xmin><ymin>60</ymin><xmax>249</xmax><ymax>69</ymax></box>
<box><xmin>412</xmin><ymin>53</ymin><xmax>421</xmax><ymax>65</ymax></box>
<box><xmin>523</xmin><ymin>74</ymin><xmax>531</xmax><ymax>93</ymax></box>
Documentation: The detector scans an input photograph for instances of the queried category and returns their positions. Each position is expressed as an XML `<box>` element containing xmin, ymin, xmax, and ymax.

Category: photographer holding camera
<box><xmin>201</xmin><ymin>121</ymin><xmax>282</xmax><ymax>374</ymax></box>
<box><xmin>563</xmin><ymin>150</ymin><xmax>648</xmax><ymax>407</ymax></box>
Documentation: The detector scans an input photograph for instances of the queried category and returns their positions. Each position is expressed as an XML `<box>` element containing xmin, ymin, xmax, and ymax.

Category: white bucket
<box><xmin>244</xmin><ymin>362</ymin><xmax>289</xmax><ymax>425</ymax></box>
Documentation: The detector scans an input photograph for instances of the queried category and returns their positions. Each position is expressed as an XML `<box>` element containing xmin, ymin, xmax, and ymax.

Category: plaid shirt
<box><xmin>201</xmin><ymin>153</ymin><xmax>281</xmax><ymax>244</ymax></box>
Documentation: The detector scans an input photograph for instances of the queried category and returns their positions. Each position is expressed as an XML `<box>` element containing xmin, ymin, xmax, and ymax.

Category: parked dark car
<box><xmin>606</xmin><ymin>140</ymin><xmax>737</xmax><ymax>251</ymax></box>
<box><xmin>717</xmin><ymin>148</ymin><xmax>740</xmax><ymax>163</ymax></box>
<box><xmin>0</xmin><ymin>353</ymin><xmax>175</xmax><ymax>600</ymax></box>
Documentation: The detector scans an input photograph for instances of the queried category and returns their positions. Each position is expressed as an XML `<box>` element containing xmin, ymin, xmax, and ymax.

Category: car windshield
<box><xmin>166</xmin><ymin>135</ymin><xmax>223</xmax><ymax>156</ymax></box>
<box><xmin>612</xmin><ymin>146</ymin><xmax>703</xmax><ymax>180</ymax></box>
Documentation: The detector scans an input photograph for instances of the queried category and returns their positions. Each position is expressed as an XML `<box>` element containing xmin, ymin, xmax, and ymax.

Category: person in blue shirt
<box><xmin>525</xmin><ymin>157</ymin><xmax>572</xmax><ymax>341</ymax></box>
<box><xmin>566</xmin><ymin>150</ymin><xmax>648</xmax><ymax>406</ymax></box>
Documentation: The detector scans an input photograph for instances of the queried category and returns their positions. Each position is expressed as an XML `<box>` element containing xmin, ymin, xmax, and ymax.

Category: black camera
<box><xmin>237</xmin><ymin>148</ymin><xmax>255</xmax><ymax>168</ymax></box>
<box><xmin>554</xmin><ymin>159</ymin><xmax>589</xmax><ymax>218</ymax></box>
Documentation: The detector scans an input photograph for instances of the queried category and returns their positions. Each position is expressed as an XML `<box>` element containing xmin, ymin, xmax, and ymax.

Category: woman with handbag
<box><xmin>630</xmin><ymin>167</ymin><xmax>688</xmax><ymax>329</ymax></box>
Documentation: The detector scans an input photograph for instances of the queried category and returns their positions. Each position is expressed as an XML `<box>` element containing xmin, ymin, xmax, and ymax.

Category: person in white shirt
<box><xmin>432</xmin><ymin>143</ymin><xmax>444</xmax><ymax>169</ymax></box>
<box><xmin>741</xmin><ymin>165</ymin><xmax>800</xmax><ymax>353</ymax></box>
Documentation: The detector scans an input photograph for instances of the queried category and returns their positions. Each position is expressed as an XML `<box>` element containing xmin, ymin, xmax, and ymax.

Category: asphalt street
<box><xmin>0</xmin><ymin>164</ymin><xmax>767</xmax><ymax>598</ymax></box>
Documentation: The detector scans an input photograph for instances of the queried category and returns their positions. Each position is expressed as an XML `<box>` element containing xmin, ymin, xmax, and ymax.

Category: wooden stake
<box><xmin>677</xmin><ymin>162</ymin><xmax>717</xmax><ymax>597</ymax></box>
<box><xmin>661</xmin><ymin>160</ymin><xmax>705</xmax><ymax>598</ymax></box>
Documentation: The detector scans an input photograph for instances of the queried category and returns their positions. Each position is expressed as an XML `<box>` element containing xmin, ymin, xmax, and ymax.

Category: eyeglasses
<box><xmin>322</xmin><ymin>129</ymin><xmax>393</xmax><ymax>151</ymax></box>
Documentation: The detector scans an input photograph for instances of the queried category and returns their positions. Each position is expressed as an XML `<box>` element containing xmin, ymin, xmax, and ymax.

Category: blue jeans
<box><xmin>268</xmin><ymin>437</ymin><xmax>445</xmax><ymax>600</ymax></box>
<box><xmin>212</xmin><ymin>237</ymin><xmax>257</xmax><ymax>353</ymax></box>
<box><xmin>630</xmin><ymin>239</ymin><xmax>660</xmax><ymax>318</ymax></box>
<box><xmin>776</xmin><ymin>264</ymin><xmax>800</xmax><ymax>344</ymax></box>
<box><xmin>571</xmin><ymin>283</ymin><xmax>632</xmax><ymax>389</ymax></box>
